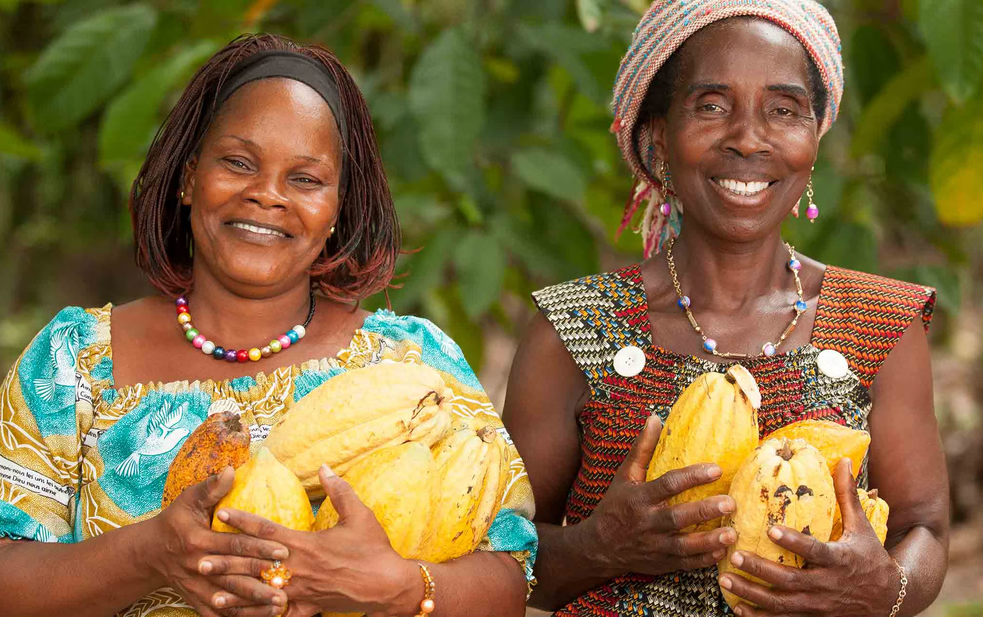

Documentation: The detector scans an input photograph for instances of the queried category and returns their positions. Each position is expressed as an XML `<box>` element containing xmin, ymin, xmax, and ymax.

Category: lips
<box><xmin>225</xmin><ymin>220</ymin><xmax>292</xmax><ymax>238</ymax></box>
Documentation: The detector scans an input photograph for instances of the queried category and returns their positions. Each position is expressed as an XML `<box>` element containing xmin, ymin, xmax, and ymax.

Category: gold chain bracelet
<box><xmin>888</xmin><ymin>560</ymin><xmax>908</xmax><ymax>617</ymax></box>
<box><xmin>414</xmin><ymin>562</ymin><xmax>436</xmax><ymax>616</ymax></box>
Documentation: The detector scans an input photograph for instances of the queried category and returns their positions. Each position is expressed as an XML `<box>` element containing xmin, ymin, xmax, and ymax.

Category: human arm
<box><xmin>502</xmin><ymin>312</ymin><xmax>737</xmax><ymax>611</ymax></box>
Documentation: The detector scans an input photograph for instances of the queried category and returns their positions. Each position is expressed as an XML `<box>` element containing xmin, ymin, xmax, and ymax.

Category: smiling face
<box><xmin>182</xmin><ymin>77</ymin><xmax>342</xmax><ymax>297</ymax></box>
<box><xmin>650</xmin><ymin>18</ymin><xmax>821</xmax><ymax>243</ymax></box>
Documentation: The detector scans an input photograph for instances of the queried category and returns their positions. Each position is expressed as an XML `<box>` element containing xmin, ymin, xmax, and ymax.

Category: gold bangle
<box><xmin>414</xmin><ymin>562</ymin><xmax>436</xmax><ymax>616</ymax></box>
<box><xmin>888</xmin><ymin>560</ymin><xmax>908</xmax><ymax>617</ymax></box>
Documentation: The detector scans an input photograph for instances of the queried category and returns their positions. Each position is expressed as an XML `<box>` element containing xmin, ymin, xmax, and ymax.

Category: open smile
<box><xmin>712</xmin><ymin>177</ymin><xmax>779</xmax><ymax>197</ymax></box>
<box><xmin>225</xmin><ymin>220</ymin><xmax>293</xmax><ymax>239</ymax></box>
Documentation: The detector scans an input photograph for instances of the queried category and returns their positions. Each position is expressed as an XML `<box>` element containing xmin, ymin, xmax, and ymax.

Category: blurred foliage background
<box><xmin>1</xmin><ymin>0</ymin><xmax>982</xmax><ymax>610</ymax></box>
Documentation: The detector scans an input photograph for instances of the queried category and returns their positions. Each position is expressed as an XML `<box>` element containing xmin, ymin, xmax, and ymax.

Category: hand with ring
<box><xmin>205</xmin><ymin>464</ymin><xmax>422</xmax><ymax>617</ymax></box>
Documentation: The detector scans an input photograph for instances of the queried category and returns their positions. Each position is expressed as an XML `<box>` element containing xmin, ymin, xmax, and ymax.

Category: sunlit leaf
<box><xmin>930</xmin><ymin>96</ymin><xmax>983</xmax><ymax>226</ymax></box>
<box><xmin>577</xmin><ymin>0</ymin><xmax>603</xmax><ymax>32</ymax></box>
<box><xmin>518</xmin><ymin>23</ymin><xmax>608</xmax><ymax>105</ymax></box>
<box><xmin>919</xmin><ymin>0</ymin><xmax>983</xmax><ymax>102</ymax></box>
<box><xmin>850</xmin><ymin>57</ymin><xmax>934</xmax><ymax>159</ymax></box>
<box><xmin>512</xmin><ymin>146</ymin><xmax>587</xmax><ymax>202</ymax></box>
<box><xmin>26</xmin><ymin>5</ymin><xmax>158</xmax><ymax>132</ymax></box>
<box><xmin>408</xmin><ymin>28</ymin><xmax>485</xmax><ymax>182</ymax></box>
<box><xmin>99</xmin><ymin>40</ymin><xmax>220</xmax><ymax>168</ymax></box>
<box><xmin>0</xmin><ymin>123</ymin><xmax>42</xmax><ymax>161</ymax></box>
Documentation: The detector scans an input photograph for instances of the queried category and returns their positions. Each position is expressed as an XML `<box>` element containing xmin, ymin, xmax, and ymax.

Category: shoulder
<box><xmin>819</xmin><ymin>265</ymin><xmax>936</xmax><ymax>331</ymax></box>
<box><xmin>361</xmin><ymin>309</ymin><xmax>481</xmax><ymax>390</ymax></box>
<box><xmin>22</xmin><ymin>305</ymin><xmax>111</xmax><ymax>363</ymax></box>
<box><xmin>532</xmin><ymin>264</ymin><xmax>641</xmax><ymax>316</ymax></box>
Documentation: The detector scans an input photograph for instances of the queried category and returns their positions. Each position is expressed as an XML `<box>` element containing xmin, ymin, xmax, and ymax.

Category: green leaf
<box><xmin>512</xmin><ymin>146</ymin><xmax>587</xmax><ymax>202</ymax></box>
<box><xmin>391</xmin><ymin>228</ymin><xmax>457</xmax><ymax>311</ymax></box>
<box><xmin>408</xmin><ymin>28</ymin><xmax>485</xmax><ymax>182</ymax></box>
<box><xmin>25</xmin><ymin>5</ymin><xmax>158</xmax><ymax>132</ymax></box>
<box><xmin>454</xmin><ymin>230</ymin><xmax>506</xmax><ymax>319</ymax></box>
<box><xmin>930</xmin><ymin>96</ymin><xmax>983</xmax><ymax>226</ymax></box>
<box><xmin>0</xmin><ymin>123</ymin><xmax>42</xmax><ymax>161</ymax></box>
<box><xmin>850</xmin><ymin>57</ymin><xmax>934</xmax><ymax>159</ymax></box>
<box><xmin>99</xmin><ymin>40</ymin><xmax>220</xmax><ymax>167</ymax></box>
<box><xmin>518</xmin><ymin>23</ymin><xmax>608</xmax><ymax>105</ymax></box>
<box><xmin>919</xmin><ymin>0</ymin><xmax>983</xmax><ymax>102</ymax></box>
<box><xmin>577</xmin><ymin>0</ymin><xmax>603</xmax><ymax>32</ymax></box>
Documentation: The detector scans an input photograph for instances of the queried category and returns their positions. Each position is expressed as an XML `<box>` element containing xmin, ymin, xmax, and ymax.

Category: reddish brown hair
<box><xmin>130</xmin><ymin>33</ymin><xmax>399</xmax><ymax>302</ymax></box>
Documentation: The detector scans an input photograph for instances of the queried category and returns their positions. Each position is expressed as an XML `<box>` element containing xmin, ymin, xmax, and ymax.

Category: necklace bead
<box><xmin>175</xmin><ymin>292</ymin><xmax>315</xmax><ymax>362</ymax></box>
<box><xmin>666</xmin><ymin>238</ymin><xmax>805</xmax><ymax>359</ymax></box>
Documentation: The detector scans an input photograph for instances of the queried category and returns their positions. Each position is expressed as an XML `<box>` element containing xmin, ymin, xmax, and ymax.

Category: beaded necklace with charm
<box><xmin>665</xmin><ymin>237</ymin><xmax>807</xmax><ymax>359</ymax></box>
<box><xmin>175</xmin><ymin>289</ymin><xmax>316</xmax><ymax>363</ymax></box>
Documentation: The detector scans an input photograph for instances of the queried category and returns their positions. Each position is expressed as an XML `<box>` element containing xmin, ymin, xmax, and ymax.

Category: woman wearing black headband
<box><xmin>0</xmin><ymin>34</ymin><xmax>536</xmax><ymax>617</ymax></box>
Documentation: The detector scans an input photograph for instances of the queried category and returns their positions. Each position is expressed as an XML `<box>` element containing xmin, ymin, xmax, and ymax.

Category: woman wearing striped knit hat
<box><xmin>503</xmin><ymin>1</ymin><xmax>948</xmax><ymax>615</ymax></box>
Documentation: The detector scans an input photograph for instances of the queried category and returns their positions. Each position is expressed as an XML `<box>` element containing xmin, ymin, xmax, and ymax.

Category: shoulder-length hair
<box><xmin>130</xmin><ymin>33</ymin><xmax>399</xmax><ymax>303</ymax></box>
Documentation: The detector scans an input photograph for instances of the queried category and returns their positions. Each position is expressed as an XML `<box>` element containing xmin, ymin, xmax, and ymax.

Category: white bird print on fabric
<box><xmin>115</xmin><ymin>400</ymin><xmax>190</xmax><ymax>478</ymax></box>
<box><xmin>33</xmin><ymin>322</ymin><xmax>81</xmax><ymax>403</ymax></box>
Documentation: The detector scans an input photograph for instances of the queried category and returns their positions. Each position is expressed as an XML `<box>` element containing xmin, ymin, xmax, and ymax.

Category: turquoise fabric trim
<box><xmin>0</xmin><ymin>501</ymin><xmax>65</xmax><ymax>543</ymax></box>
<box><xmin>229</xmin><ymin>375</ymin><xmax>258</xmax><ymax>392</ymax></box>
<box><xmin>362</xmin><ymin>310</ymin><xmax>481</xmax><ymax>390</ymax></box>
<box><xmin>293</xmin><ymin>367</ymin><xmax>344</xmax><ymax>402</ymax></box>
<box><xmin>486</xmin><ymin>508</ymin><xmax>539</xmax><ymax>580</ymax></box>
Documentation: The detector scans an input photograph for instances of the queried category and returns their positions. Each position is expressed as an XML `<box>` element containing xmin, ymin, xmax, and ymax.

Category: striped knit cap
<box><xmin>612</xmin><ymin>0</ymin><xmax>843</xmax><ymax>257</ymax></box>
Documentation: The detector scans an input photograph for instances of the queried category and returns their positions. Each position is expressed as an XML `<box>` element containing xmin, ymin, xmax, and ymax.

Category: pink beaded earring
<box><xmin>804</xmin><ymin>178</ymin><xmax>819</xmax><ymax>223</ymax></box>
<box><xmin>659</xmin><ymin>160</ymin><xmax>674</xmax><ymax>217</ymax></box>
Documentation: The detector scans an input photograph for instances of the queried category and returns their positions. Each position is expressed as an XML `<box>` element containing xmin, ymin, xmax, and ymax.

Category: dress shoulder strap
<box><xmin>531</xmin><ymin>265</ymin><xmax>650</xmax><ymax>401</ymax></box>
<box><xmin>812</xmin><ymin>266</ymin><xmax>936</xmax><ymax>388</ymax></box>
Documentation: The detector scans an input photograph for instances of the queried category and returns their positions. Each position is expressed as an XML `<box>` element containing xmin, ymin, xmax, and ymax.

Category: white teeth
<box><xmin>716</xmin><ymin>178</ymin><xmax>771</xmax><ymax>196</ymax></box>
<box><xmin>230</xmin><ymin>222</ymin><xmax>287</xmax><ymax>238</ymax></box>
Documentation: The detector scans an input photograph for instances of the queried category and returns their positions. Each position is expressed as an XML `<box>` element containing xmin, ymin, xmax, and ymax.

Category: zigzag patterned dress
<box><xmin>532</xmin><ymin>264</ymin><xmax>934</xmax><ymax>617</ymax></box>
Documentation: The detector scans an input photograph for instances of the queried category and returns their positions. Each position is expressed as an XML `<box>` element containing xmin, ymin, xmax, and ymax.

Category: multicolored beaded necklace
<box><xmin>175</xmin><ymin>290</ymin><xmax>316</xmax><ymax>363</ymax></box>
<box><xmin>666</xmin><ymin>237</ymin><xmax>807</xmax><ymax>359</ymax></box>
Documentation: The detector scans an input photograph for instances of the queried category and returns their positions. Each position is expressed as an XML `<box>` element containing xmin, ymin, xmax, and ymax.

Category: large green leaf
<box><xmin>517</xmin><ymin>23</ymin><xmax>608</xmax><ymax>105</ymax></box>
<box><xmin>919</xmin><ymin>0</ymin><xmax>983</xmax><ymax>102</ymax></box>
<box><xmin>99</xmin><ymin>40</ymin><xmax>220</xmax><ymax>168</ymax></box>
<box><xmin>25</xmin><ymin>5</ymin><xmax>158</xmax><ymax>132</ymax></box>
<box><xmin>408</xmin><ymin>28</ymin><xmax>485</xmax><ymax>182</ymax></box>
<box><xmin>454</xmin><ymin>230</ymin><xmax>506</xmax><ymax>319</ymax></box>
<box><xmin>577</xmin><ymin>0</ymin><xmax>603</xmax><ymax>32</ymax></box>
<box><xmin>512</xmin><ymin>146</ymin><xmax>587</xmax><ymax>202</ymax></box>
<box><xmin>392</xmin><ymin>228</ymin><xmax>458</xmax><ymax>312</ymax></box>
<box><xmin>930</xmin><ymin>96</ymin><xmax>983</xmax><ymax>226</ymax></box>
<box><xmin>0</xmin><ymin>123</ymin><xmax>42</xmax><ymax>161</ymax></box>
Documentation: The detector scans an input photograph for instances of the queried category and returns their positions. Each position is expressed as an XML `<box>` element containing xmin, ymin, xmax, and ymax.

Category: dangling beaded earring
<box><xmin>804</xmin><ymin>178</ymin><xmax>819</xmax><ymax>223</ymax></box>
<box><xmin>659</xmin><ymin>160</ymin><xmax>674</xmax><ymax>217</ymax></box>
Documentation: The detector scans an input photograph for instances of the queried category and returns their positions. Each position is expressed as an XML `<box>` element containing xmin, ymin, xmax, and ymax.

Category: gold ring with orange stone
<box><xmin>260</xmin><ymin>560</ymin><xmax>292</xmax><ymax>589</ymax></box>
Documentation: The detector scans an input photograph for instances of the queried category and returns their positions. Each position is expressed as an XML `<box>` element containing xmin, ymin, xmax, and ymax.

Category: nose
<box><xmin>720</xmin><ymin>105</ymin><xmax>772</xmax><ymax>159</ymax></box>
<box><xmin>241</xmin><ymin>170</ymin><xmax>288</xmax><ymax>209</ymax></box>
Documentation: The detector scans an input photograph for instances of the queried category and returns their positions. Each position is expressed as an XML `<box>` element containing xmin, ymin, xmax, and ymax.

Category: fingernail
<box><xmin>734</xmin><ymin>605</ymin><xmax>744</xmax><ymax>616</ymax></box>
<box><xmin>769</xmin><ymin>527</ymin><xmax>783</xmax><ymax>541</ymax></box>
<box><xmin>713</xmin><ymin>549</ymin><xmax>726</xmax><ymax>560</ymax></box>
<box><xmin>198</xmin><ymin>560</ymin><xmax>213</xmax><ymax>574</ymax></box>
<box><xmin>320</xmin><ymin>463</ymin><xmax>336</xmax><ymax>478</ymax></box>
<box><xmin>272</xmin><ymin>548</ymin><xmax>289</xmax><ymax>560</ymax></box>
<box><xmin>721</xmin><ymin>530</ymin><xmax>737</xmax><ymax>544</ymax></box>
<box><xmin>847</xmin><ymin>459</ymin><xmax>853</xmax><ymax>474</ymax></box>
<box><xmin>730</xmin><ymin>552</ymin><xmax>744</xmax><ymax>567</ymax></box>
<box><xmin>707</xmin><ymin>465</ymin><xmax>722</xmax><ymax>480</ymax></box>
<box><xmin>719</xmin><ymin>576</ymin><xmax>732</xmax><ymax>590</ymax></box>
<box><xmin>719</xmin><ymin>498</ymin><xmax>735</xmax><ymax>514</ymax></box>
<box><xmin>217</xmin><ymin>509</ymin><xmax>230</xmax><ymax>522</ymax></box>
<box><xmin>214</xmin><ymin>595</ymin><xmax>226</xmax><ymax>608</ymax></box>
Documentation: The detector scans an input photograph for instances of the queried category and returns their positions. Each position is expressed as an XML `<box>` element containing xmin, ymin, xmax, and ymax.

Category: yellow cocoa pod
<box><xmin>422</xmin><ymin>421</ymin><xmax>509</xmax><ymax>563</ymax></box>
<box><xmin>720</xmin><ymin>438</ymin><xmax>835</xmax><ymax>610</ymax></box>
<box><xmin>264</xmin><ymin>362</ymin><xmax>452</xmax><ymax>498</ymax></box>
<box><xmin>645</xmin><ymin>364</ymin><xmax>760</xmax><ymax>531</ymax></box>
<box><xmin>314</xmin><ymin>442</ymin><xmax>436</xmax><ymax>558</ymax></box>
<box><xmin>765</xmin><ymin>420</ymin><xmax>870</xmax><ymax>479</ymax></box>
<box><xmin>831</xmin><ymin>488</ymin><xmax>889</xmax><ymax>544</ymax></box>
<box><xmin>162</xmin><ymin>411</ymin><xmax>251</xmax><ymax>508</ymax></box>
<box><xmin>212</xmin><ymin>448</ymin><xmax>313</xmax><ymax>533</ymax></box>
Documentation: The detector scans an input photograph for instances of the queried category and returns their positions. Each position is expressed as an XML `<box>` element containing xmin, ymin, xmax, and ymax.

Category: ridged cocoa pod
<box><xmin>161</xmin><ymin>411</ymin><xmax>250</xmax><ymax>508</ymax></box>
<box><xmin>645</xmin><ymin>364</ymin><xmax>760</xmax><ymax>532</ymax></box>
<box><xmin>720</xmin><ymin>438</ymin><xmax>835</xmax><ymax>610</ymax></box>
<box><xmin>765</xmin><ymin>419</ymin><xmax>870</xmax><ymax>479</ymax></box>
<box><xmin>212</xmin><ymin>448</ymin><xmax>314</xmax><ymax>533</ymax></box>
<box><xmin>831</xmin><ymin>488</ymin><xmax>889</xmax><ymax>544</ymax></box>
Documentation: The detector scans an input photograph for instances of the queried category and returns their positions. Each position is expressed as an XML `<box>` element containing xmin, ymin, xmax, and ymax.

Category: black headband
<box><xmin>215</xmin><ymin>50</ymin><xmax>349</xmax><ymax>151</ymax></box>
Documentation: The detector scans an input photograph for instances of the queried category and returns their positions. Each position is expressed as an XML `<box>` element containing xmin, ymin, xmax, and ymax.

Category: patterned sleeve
<box><xmin>359</xmin><ymin>311</ymin><xmax>539</xmax><ymax>591</ymax></box>
<box><xmin>0</xmin><ymin>307</ymin><xmax>99</xmax><ymax>543</ymax></box>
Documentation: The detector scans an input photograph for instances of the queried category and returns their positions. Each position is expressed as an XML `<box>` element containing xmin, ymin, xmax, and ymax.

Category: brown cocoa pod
<box><xmin>161</xmin><ymin>411</ymin><xmax>251</xmax><ymax>508</ymax></box>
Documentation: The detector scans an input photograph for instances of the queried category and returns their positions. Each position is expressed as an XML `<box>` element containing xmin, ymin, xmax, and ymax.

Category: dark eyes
<box><xmin>222</xmin><ymin>158</ymin><xmax>320</xmax><ymax>185</ymax></box>
<box><xmin>698</xmin><ymin>103</ymin><xmax>725</xmax><ymax>113</ymax></box>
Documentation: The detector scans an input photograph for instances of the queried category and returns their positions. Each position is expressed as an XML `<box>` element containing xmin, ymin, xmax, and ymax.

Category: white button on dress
<box><xmin>613</xmin><ymin>345</ymin><xmax>646</xmax><ymax>377</ymax></box>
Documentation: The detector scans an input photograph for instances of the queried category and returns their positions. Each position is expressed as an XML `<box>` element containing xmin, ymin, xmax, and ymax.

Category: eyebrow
<box><xmin>221</xmin><ymin>134</ymin><xmax>327</xmax><ymax>165</ymax></box>
<box><xmin>687</xmin><ymin>83</ymin><xmax>730</xmax><ymax>95</ymax></box>
<box><xmin>767</xmin><ymin>84</ymin><xmax>810</xmax><ymax>97</ymax></box>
